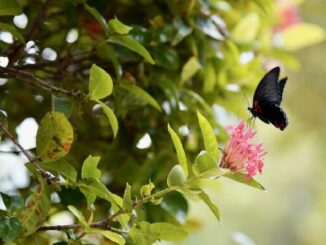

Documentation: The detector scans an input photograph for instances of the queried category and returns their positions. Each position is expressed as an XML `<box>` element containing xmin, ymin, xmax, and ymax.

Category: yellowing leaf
<box><xmin>88</xmin><ymin>64</ymin><xmax>113</xmax><ymax>100</ymax></box>
<box><xmin>19</xmin><ymin>180</ymin><xmax>51</xmax><ymax>235</ymax></box>
<box><xmin>281</xmin><ymin>23</ymin><xmax>326</xmax><ymax>51</ymax></box>
<box><xmin>36</xmin><ymin>112</ymin><xmax>73</xmax><ymax>160</ymax></box>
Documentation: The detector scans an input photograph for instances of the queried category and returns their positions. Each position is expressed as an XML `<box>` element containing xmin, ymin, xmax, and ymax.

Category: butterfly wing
<box><xmin>258</xmin><ymin>103</ymin><xmax>288</xmax><ymax>130</ymax></box>
<box><xmin>253</xmin><ymin>67</ymin><xmax>284</xmax><ymax>106</ymax></box>
<box><xmin>277</xmin><ymin>77</ymin><xmax>287</xmax><ymax>105</ymax></box>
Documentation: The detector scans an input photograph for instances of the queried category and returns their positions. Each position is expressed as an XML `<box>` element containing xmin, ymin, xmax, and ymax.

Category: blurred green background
<box><xmin>184</xmin><ymin>1</ymin><xmax>326</xmax><ymax>244</ymax></box>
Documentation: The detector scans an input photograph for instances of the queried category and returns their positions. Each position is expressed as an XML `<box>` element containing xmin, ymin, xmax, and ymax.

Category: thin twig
<box><xmin>0</xmin><ymin>122</ymin><xmax>53</xmax><ymax>183</ymax></box>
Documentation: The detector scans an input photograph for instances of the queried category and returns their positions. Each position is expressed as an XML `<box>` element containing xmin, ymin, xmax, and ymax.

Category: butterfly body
<box><xmin>248</xmin><ymin>67</ymin><xmax>288</xmax><ymax>130</ymax></box>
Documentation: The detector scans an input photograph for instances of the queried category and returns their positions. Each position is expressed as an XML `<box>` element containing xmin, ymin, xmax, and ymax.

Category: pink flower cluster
<box><xmin>220</xmin><ymin>121</ymin><xmax>266</xmax><ymax>179</ymax></box>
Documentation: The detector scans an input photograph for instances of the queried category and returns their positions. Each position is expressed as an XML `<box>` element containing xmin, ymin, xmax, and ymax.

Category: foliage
<box><xmin>0</xmin><ymin>0</ymin><xmax>324</xmax><ymax>244</ymax></box>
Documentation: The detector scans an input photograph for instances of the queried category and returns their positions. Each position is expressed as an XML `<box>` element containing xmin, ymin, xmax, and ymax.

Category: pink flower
<box><xmin>274</xmin><ymin>2</ymin><xmax>300</xmax><ymax>32</ymax></box>
<box><xmin>220</xmin><ymin>121</ymin><xmax>266</xmax><ymax>179</ymax></box>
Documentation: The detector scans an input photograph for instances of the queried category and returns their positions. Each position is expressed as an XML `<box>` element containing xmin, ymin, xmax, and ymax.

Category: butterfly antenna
<box><xmin>243</xmin><ymin>93</ymin><xmax>250</xmax><ymax>107</ymax></box>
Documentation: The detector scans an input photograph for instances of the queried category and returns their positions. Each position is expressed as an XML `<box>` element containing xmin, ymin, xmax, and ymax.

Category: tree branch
<box><xmin>38</xmin><ymin>209</ymin><xmax>126</xmax><ymax>232</ymax></box>
<box><xmin>8</xmin><ymin>0</ymin><xmax>55</xmax><ymax>65</ymax></box>
<box><xmin>0</xmin><ymin>67</ymin><xmax>84</xmax><ymax>99</ymax></box>
<box><xmin>37</xmin><ymin>187</ymin><xmax>177</xmax><ymax>232</ymax></box>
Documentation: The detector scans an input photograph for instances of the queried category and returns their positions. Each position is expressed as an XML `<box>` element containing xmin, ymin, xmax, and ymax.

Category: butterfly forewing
<box><xmin>253</xmin><ymin>67</ymin><xmax>282</xmax><ymax>105</ymax></box>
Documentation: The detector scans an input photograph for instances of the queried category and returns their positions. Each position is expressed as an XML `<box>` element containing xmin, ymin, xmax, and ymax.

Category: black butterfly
<box><xmin>248</xmin><ymin>67</ymin><xmax>288</xmax><ymax>130</ymax></box>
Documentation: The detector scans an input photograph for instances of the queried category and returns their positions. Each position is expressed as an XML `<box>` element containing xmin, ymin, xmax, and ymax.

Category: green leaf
<box><xmin>108</xmin><ymin>17</ymin><xmax>132</xmax><ymax>35</ymax></box>
<box><xmin>281</xmin><ymin>23</ymin><xmax>326</xmax><ymax>51</ymax></box>
<box><xmin>140</xmin><ymin>181</ymin><xmax>155</xmax><ymax>198</ymax></box>
<box><xmin>68</xmin><ymin>205</ymin><xmax>90</xmax><ymax>232</ymax></box>
<box><xmin>120</xmin><ymin>83</ymin><xmax>161</xmax><ymax>112</ymax></box>
<box><xmin>98</xmin><ymin>230</ymin><xmax>125</xmax><ymax>245</ymax></box>
<box><xmin>203</xmin><ymin>60</ymin><xmax>217</xmax><ymax>93</ymax></box>
<box><xmin>0</xmin><ymin>193</ymin><xmax>23</xmax><ymax>213</ymax></box>
<box><xmin>129</xmin><ymin>221</ymin><xmax>187</xmax><ymax>245</ymax></box>
<box><xmin>167</xmin><ymin>124</ymin><xmax>188</xmax><ymax>177</ymax></box>
<box><xmin>52</xmin><ymin>95</ymin><xmax>73</xmax><ymax>118</ymax></box>
<box><xmin>96</xmin><ymin>100</ymin><xmax>119</xmax><ymax>138</ymax></box>
<box><xmin>198</xmin><ymin>190</ymin><xmax>220</xmax><ymax>222</ymax></box>
<box><xmin>152</xmin><ymin>46</ymin><xmax>180</xmax><ymax>70</ymax></box>
<box><xmin>0</xmin><ymin>22</ymin><xmax>25</xmax><ymax>43</ymax></box>
<box><xmin>129</xmin><ymin>221</ymin><xmax>159</xmax><ymax>245</ymax></box>
<box><xmin>19</xmin><ymin>181</ymin><xmax>51</xmax><ymax>235</ymax></box>
<box><xmin>122</xmin><ymin>183</ymin><xmax>132</xmax><ymax>212</ymax></box>
<box><xmin>224</xmin><ymin>172</ymin><xmax>266</xmax><ymax>191</ymax></box>
<box><xmin>161</xmin><ymin>192</ymin><xmax>188</xmax><ymax>224</ymax></box>
<box><xmin>181</xmin><ymin>56</ymin><xmax>201</xmax><ymax>83</ymax></box>
<box><xmin>172</xmin><ymin>16</ymin><xmax>192</xmax><ymax>45</ymax></box>
<box><xmin>0</xmin><ymin>216</ymin><xmax>21</xmax><ymax>242</ymax></box>
<box><xmin>195</xmin><ymin>16</ymin><xmax>224</xmax><ymax>40</ymax></box>
<box><xmin>192</xmin><ymin>151</ymin><xmax>217</xmax><ymax>175</ymax></box>
<box><xmin>81</xmin><ymin>155</ymin><xmax>101</xmax><ymax>180</ymax></box>
<box><xmin>151</xmin><ymin>223</ymin><xmax>188</xmax><ymax>241</ymax></box>
<box><xmin>109</xmin><ymin>35</ymin><xmax>155</xmax><ymax>64</ymax></box>
<box><xmin>232</xmin><ymin>12</ymin><xmax>260</xmax><ymax>43</ymax></box>
<box><xmin>167</xmin><ymin>165</ymin><xmax>187</xmax><ymax>187</ymax></box>
<box><xmin>88</xmin><ymin>64</ymin><xmax>113</xmax><ymax>100</ymax></box>
<box><xmin>40</xmin><ymin>159</ymin><xmax>77</xmax><ymax>182</ymax></box>
<box><xmin>197</xmin><ymin>111</ymin><xmax>219</xmax><ymax>161</ymax></box>
<box><xmin>84</xmin><ymin>4</ymin><xmax>108</xmax><ymax>35</ymax></box>
<box><xmin>79</xmin><ymin>179</ymin><xmax>123</xmax><ymax>210</ymax></box>
<box><xmin>36</xmin><ymin>112</ymin><xmax>73</xmax><ymax>160</ymax></box>
<box><xmin>197</xmin><ymin>167</ymin><xmax>225</xmax><ymax>178</ymax></box>
<box><xmin>79</xmin><ymin>185</ymin><xmax>97</xmax><ymax>208</ymax></box>
<box><xmin>0</xmin><ymin>1</ymin><xmax>22</xmax><ymax>16</ymax></box>
<box><xmin>182</xmin><ymin>89</ymin><xmax>213</xmax><ymax>116</ymax></box>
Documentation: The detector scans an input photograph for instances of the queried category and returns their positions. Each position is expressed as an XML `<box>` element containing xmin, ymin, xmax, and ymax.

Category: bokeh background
<box><xmin>185</xmin><ymin>1</ymin><xmax>326</xmax><ymax>244</ymax></box>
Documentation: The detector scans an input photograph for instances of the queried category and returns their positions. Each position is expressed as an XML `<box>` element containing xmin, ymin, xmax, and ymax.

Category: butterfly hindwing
<box><xmin>258</xmin><ymin>102</ymin><xmax>288</xmax><ymax>130</ymax></box>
